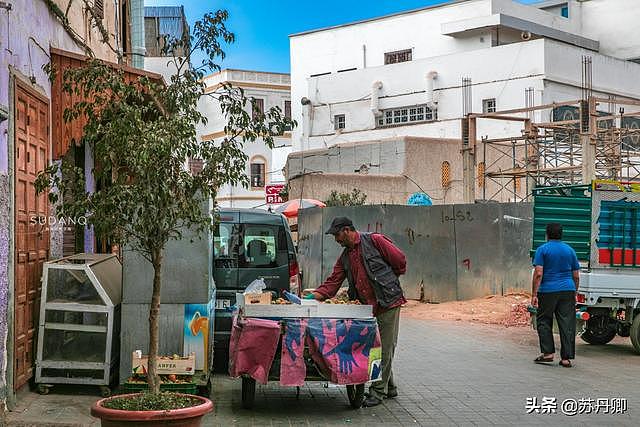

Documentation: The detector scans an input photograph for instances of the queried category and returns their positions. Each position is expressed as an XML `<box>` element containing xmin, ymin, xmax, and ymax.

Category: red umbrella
<box><xmin>275</xmin><ymin>198</ymin><xmax>326</xmax><ymax>218</ymax></box>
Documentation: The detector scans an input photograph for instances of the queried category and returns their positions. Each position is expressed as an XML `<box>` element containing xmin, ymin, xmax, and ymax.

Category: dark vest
<box><xmin>340</xmin><ymin>232</ymin><xmax>404</xmax><ymax>308</ymax></box>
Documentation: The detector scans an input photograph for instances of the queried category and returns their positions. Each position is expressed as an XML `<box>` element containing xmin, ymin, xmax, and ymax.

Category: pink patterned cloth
<box><xmin>228</xmin><ymin>316</ymin><xmax>280</xmax><ymax>384</ymax></box>
<box><xmin>279</xmin><ymin>319</ymin><xmax>307</xmax><ymax>386</ymax></box>
<box><xmin>306</xmin><ymin>318</ymin><xmax>381</xmax><ymax>385</ymax></box>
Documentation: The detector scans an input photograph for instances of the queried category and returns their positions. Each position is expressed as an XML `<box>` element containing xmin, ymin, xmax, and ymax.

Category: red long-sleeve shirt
<box><xmin>315</xmin><ymin>232</ymin><xmax>407</xmax><ymax>316</ymax></box>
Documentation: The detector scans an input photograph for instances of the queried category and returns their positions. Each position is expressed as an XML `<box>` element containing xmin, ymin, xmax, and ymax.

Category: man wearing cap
<box><xmin>304</xmin><ymin>216</ymin><xmax>407</xmax><ymax>407</ymax></box>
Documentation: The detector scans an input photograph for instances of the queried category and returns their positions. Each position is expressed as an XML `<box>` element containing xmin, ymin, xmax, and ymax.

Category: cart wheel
<box><xmin>100</xmin><ymin>386</ymin><xmax>111</xmax><ymax>398</ymax></box>
<box><xmin>36</xmin><ymin>384</ymin><xmax>50</xmax><ymax>395</ymax></box>
<box><xmin>241</xmin><ymin>377</ymin><xmax>256</xmax><ymax>409</ymax></box>
<box><xmin>346</xmin><ymin>384</ymin><xmax>365</xmax><ymax>409</ymax></box>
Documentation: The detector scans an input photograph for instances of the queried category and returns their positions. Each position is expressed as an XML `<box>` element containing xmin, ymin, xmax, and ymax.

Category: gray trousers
<box><xmin>369</xmin><ymin>306</ymin><xmax>400</xmax><ymax>399</ymax></box>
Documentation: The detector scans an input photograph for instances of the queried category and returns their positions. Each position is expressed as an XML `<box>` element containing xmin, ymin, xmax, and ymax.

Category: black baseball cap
<box><xmin>325</xmin><ymin>217</ymin><xmax>354</xmax><ymax>235</ymax></box>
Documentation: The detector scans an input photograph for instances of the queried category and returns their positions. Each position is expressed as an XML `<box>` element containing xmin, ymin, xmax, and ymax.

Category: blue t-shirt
<box><xmin>532</xmin><ymin>240</ymin><xmax>580</xmax><ymax>293</ymax></box>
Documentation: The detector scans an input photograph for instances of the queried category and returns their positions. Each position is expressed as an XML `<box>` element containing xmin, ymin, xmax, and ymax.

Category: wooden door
<box><xmin>14</xmin><ymin>82</ymin><xmax>49</xmax><ymax>390</ymax></box>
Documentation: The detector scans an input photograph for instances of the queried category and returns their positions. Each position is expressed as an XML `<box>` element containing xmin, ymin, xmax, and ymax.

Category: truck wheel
<box><xmin>630</xmin><ymin>314</ymin><xmax>640</xmax><ymax>354</ymax></box>
<box><xmin>241</xmin><ymin>377</ymin><xmax>256</xmax><ymax>409</ymax></box>
<box><xmin>581</xmin><ymin>314</ymin><xmax>617</xmax><ymax>345</ymax></box>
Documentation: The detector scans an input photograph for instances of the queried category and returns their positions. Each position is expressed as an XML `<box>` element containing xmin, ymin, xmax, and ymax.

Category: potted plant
<box><xmin>36</xmin><ymin>9</ymin><xmax>294</xmax><ymax>426</ymax></box>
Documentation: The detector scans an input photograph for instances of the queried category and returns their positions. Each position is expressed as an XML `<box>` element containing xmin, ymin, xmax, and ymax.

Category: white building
<box><xmin>197</xmin><ymin>69</ymin><xmax>292</xmax><ymax>209</ymax></box>
<box><xmin>289</xmin><ymin>0</ymin><xmax>640</xmax><ymax>152</ymax></box>
<box><xmin>143</xmin><ymin>6</ymin><xmax>189</xmax><ymax>82</ymax></box>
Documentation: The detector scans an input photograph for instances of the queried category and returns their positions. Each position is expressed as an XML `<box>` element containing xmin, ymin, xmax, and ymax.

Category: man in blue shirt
<box><xmin>531</xmin><ymin>223</ymin><xmax>580</xmax><ymax>368</ymax></box>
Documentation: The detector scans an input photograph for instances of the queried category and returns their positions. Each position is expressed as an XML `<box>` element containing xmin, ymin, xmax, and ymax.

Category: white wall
<box><xmin>301</xmin><ymin>40</ymin><xmax>546</xmax><ymax>149</ymax></box>
<box><xmin>290</xmin><ymin>0</ymin><xmax>640</xmax><ymax>152</ymax></box>
<box><xmin>578</xmin><ymin>0</ymin><xmax>640</xmax><ymax>60</ymax></box>
<box><xmin>144</xmin><ymin>57</ymin><xmax>181</xmax><ymax>83</ymax></box>
<box><xmin>293</xmin><ymin>37</ymin><xmax>640</xmax><ymax>152</ymax></box>
<box><xmin>290</xmin><ymin>0</ymin><xmax>495</xmax><ymax>149</ymax></box>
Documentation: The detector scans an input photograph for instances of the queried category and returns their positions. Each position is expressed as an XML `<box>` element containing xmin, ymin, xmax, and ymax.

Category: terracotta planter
<box><xmin>91</xmin><ymin>393</ymin><xmax>213</xmax><ymax>427</ymax></box>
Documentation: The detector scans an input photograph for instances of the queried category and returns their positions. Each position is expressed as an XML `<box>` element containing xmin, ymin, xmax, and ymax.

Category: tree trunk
<box><xmin>147</xmin><ymin>248</ymin><xmax>163</xmax><ymax>394</ymax></box>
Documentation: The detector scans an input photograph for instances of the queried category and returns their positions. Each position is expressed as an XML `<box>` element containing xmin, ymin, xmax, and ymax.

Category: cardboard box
<box><xmin>131</xmin><ymin>351</ymin><xmax>196</xmax><ymax>375</ymax></box>
<box><xmin>242</xmin><ymin>292</ymin><xmax>271</xmax><ymax>305</ymax></box>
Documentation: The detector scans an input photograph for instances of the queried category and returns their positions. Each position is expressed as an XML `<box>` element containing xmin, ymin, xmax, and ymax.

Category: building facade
<box><xmin>288</xmin><ymin>0</ymin><xmax>640</xmax><ymax>204</ymax></box>
<box><xmin>143</xmin><ymin>5</ymin><xmax>189</xmax><ymax>81</ymax></box>
<box><xmin>198</xmin><ymin>69</ymin><xmax>292</xmax><ymax>209</ymax></box>
<box><xmin>0</xmin><ymin>0</ymin><xmax>147</xmax><ymax>411</ymax></box>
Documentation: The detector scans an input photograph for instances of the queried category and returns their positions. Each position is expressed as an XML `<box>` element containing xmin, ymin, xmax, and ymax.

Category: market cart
<box><xmin>229</xmin><ymin>296</ymin><xmax>381</xmax><ymax>409</ymax></box>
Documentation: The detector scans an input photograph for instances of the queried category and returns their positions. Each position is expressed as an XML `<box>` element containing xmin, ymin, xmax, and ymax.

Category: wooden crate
<box><xmin>242</xmin><ymin>292</ymin><xmax>271</xmax><ymax>305</ymax></box>
<box><xmin>131</xmin><ymin>351</ymin><xmax>196</xmax><ymax>375</ymax></box>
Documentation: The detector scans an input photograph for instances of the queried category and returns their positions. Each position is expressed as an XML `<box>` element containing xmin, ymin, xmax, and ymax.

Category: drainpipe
<box><xmin>301</xmin><ymin>97</ymin><xmax>312</xmax><ymax>151</ymax></box>
<box><xmin>425</xmin><ymin>71</ymin><xmax>438</xmax><ymax>109</ymax></box>
<box><xmin>129</xmin><ymin>0</ymin><xmax>145</xmax><ymax>69</ymax></box>
<box><xmin>371</xmin><ymin>81</ymin><xmax>383</xmax><ymax>117</ymax></box>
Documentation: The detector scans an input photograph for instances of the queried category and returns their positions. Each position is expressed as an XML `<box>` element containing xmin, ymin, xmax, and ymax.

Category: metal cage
<box><xmin>35</xmin><ymin>253</ymin><xmax>122</xmax><ymax>393</ymax></box>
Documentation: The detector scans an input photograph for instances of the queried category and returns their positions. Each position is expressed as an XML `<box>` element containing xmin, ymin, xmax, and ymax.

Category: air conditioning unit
<box><xmin>521</xmin><ymin>31</ymin><xmax>532</xmax><ymax>41</ymax></box>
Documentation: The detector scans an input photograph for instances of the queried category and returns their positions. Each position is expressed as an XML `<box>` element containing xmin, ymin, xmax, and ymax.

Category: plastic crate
<box><xmin>121</xmin><ymin>381</ymin><xmax>197</xmax><ymax>394</ymax></box>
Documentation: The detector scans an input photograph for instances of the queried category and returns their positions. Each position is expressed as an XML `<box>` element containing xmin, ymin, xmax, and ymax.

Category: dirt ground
<box><xmin>402</xmin><ymin>292</ymin><xmax>533</xmax><ymax>327</ymax></box>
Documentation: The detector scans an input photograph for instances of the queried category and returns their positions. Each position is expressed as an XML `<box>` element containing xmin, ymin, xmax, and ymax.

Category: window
<box><xmin>384</xmin><ymin>49</ymin><xmax>412</xmax><ymax>65</ymax></box>
<box><xmin>240</xmin><ymin>224</ymin><xmax>289</xmax><ymax>269</ymax></box>
<box><xmin>561</xmin><ymin>6</ymin><xmax>569</xmax><ymax>18</ymax></box>
<box><xmin>94</xmin><ymin>0</ymin><xmax>104</xmax><ymax>19</ymax></box>
<box><xmin>334</xmin><ymin>114</ymin><xmax>346</xmax><ymax>131</ymax></box>
<box><xmin>284</xmin><ymin>100</ymin><xmax>291</xmax><ymax>120</ymax></box>
<box><xmin>441</xmin><ymin>161</ymin><xmax>451</xmax><ymax>188</ymax></box>
<box><xmin>188</xmin><ymin>158</ymin><xmax>203</xmax><ymax>175</ymax></box>
<box><xmin>252</xmin><ymin>98</ymin><xmax>264</xmax><ymax>120</ymax></box>
<box><xmin>213</xmin><ymin>223</ymin><xmax>240</xmax><ymax>269</ymax></box>
<box><xmin>482</xmin><ymin>98</ymin><xmax>496</xmax><ymax>113</ymax></box>
<box><xmin>477</xmin><ymin>162</ymin><xmax>485</xmax><ymax>188</ymax></box>
<box><xmin>250</xmin><ymin>161</ymin><xmax>266</xmax><ymax>188</ymax></box>
<box><xmin>376</xmin><ymin>105</ymin><xmax>437</xmax><ymax>127</ymax></box>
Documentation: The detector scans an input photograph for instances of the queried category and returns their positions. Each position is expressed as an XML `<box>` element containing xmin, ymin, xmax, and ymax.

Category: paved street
<box><xmin>6</xmin><ymin>316</ymin><xmax>640</xmax><ymax>426</ymax></box>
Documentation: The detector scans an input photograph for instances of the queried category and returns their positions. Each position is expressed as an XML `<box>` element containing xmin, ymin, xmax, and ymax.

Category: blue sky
<box><xmin>146</xmin><ymin>0</ymin><xmax>540</xmax><ymax>74</ymax></box>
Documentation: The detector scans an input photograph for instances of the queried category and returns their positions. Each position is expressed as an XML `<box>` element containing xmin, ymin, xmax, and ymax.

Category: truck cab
<box><xmin>532</xmin><ymin>181</ymin><xmax>640</xmax><ymax>352</ymax></box>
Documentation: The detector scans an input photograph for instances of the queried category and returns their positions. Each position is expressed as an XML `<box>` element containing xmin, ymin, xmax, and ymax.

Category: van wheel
<box><xmin>630</xmin><ymin>314</ymin><xmax>640</xmax><ymax>354</ymax></box>
<box><xmin>241</xmin><ymin>377</ymin><xmax>256</xmax><ymax>409</ymax></box>
<box><xmin>581</xmin><ymin>314</ymin><xmax>617</xmax><ymax>345</ymax></box>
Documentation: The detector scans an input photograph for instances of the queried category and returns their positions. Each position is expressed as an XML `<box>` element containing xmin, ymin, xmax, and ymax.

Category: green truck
<box><xmin>532</xmin><ymin>181</ymin><xmax>640</xmax><ymax>353</ymax></box>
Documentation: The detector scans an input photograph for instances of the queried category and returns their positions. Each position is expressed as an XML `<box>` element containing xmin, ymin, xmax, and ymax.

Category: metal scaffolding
<box><xmin>463</xmin><ymin>97</ymin><xmax>640</xmax><ymax>203</ymax></box>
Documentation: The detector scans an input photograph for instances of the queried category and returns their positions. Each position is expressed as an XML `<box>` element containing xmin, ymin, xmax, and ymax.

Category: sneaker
<box><xmin>386</xmin><ymin>389</ymin><xmax>398</xmax><ymax>399</ymax></box>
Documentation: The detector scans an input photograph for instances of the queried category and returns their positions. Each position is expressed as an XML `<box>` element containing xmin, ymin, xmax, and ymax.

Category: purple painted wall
<box><xmin>0</xmin><ymin>174</ymin><xmax>9</xmax><ymax>403</ymax></box>
<box><xmin>0</xmin><ymin>0</ymin><xmax>83</xmax><ymax>407</ymax></box>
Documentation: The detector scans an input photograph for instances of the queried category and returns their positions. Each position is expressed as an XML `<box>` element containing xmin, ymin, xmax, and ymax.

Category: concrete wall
<box><xmin>297</xmin><ymin>203</ymin><xmax>533</xmax><ymax>302</ymax></box>
<box><xmin>287</xmin><ymin>135</ymin><xmax>526</xmax><ymax>204</ymax></box>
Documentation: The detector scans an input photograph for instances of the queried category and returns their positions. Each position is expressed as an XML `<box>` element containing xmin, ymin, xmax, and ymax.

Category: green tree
<box><xmin>324</xmin><ymin>188</ymin><xmax>368</xmax><ymax>207</ymax></box>
<box><xmin>35</xmin><ymin>10</ymin><xmax>294</xmax><ymax>394</ymax></box>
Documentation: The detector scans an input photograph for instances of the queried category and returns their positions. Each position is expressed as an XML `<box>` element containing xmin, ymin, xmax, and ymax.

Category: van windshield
<box><xmin>213</xmin><ymin>223</ymin><xmax>289</xmax><ymax>269</ymax></box>
<box><xmin>240</xmin><ymin>224</ymin><xmax>289</xmax><ymax>268</ymax></box>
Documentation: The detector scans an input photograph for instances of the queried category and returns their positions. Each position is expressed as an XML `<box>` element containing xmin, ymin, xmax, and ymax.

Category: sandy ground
<box><xmin>402</xmin><ymin>292</ymin><xmax>533</xmax><ymax>327</ymax></box>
